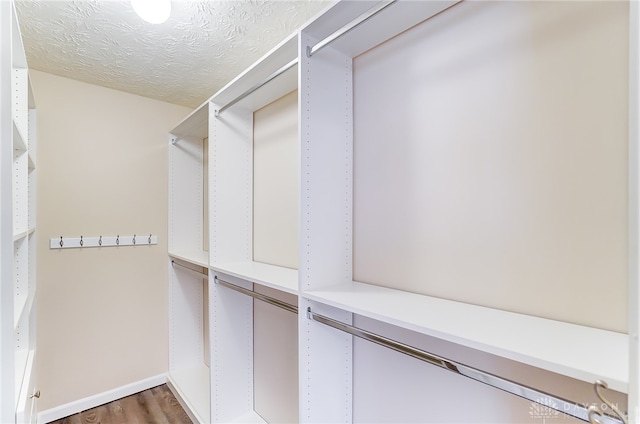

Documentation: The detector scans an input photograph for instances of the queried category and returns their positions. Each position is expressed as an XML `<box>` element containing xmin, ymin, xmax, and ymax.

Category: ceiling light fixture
<box><xmin>131</xmin><ymin>0</ymin><xmax>171</xmax><ymax>24</ymax></box>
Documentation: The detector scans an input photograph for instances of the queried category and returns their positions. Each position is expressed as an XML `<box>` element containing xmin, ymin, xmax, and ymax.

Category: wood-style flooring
<box><xmin>49</xmin><ymin>384</ymin><xmax>192</xmax><ymax>424</ymax></box>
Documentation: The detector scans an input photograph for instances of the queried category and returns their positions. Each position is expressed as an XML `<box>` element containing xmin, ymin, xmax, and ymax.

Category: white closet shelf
<box><xmin>13</xmin><ymin>120</ymin><xmax>27</xmax><ymax>152</ymax></box>
<box><xmin>13</xmin><ymin>229</ymin><xmax>29</xmax><ymax>242</ymax></box>
<box><xmin>168</xmin><ymin>366</ymin><xmax>210</xmax><ymax>424</ymax></box>
<box><xmin>15</xmin><ymin>350</ymin><xmax>34</xmax><ymax>412</ymax></box>
<box><xmin>27</xmin><ymin>154</ymin><xmax>35</xmax><ymax>170</ymax></box>
<box><xmin>170</xmin><ymin>103</ymin><xmax>208</xmax><ymax>141</ymax></box>
<box><xmin>302</xmin><ymin>0</ymin><xmax>459</xmax><ymax>59</ymax></box>
<box><xmin>168</xmin><ymin>250</ymin><xmax>209</xmax><ymax>268</ymax></box>
<box><xmin>210</xmin><ymin>261</ymin><xmax>298</xmax><ymax>295</ymax></box>
<box><xmin>211</xmin><ymin>32</ymin><xmax>298</xmax><ymax>113</ymax></box>
<box><xmin>13</xmin><ymin>291</ymin><xmax>34</xmax><ymax>331</ymax></box>
<box><xmin>227</xmin><ymin>410</ymin><xmax>268</xmax><ymax>423</ymax></box>
<box><xmin>303</xmin><ymin>281</ymin><xmax>628</xmax><ymax>393</ymax></box>
<box><xmin>14</xmin><ymin>349</ymin><xmax>29</xmax><ymax>403</ymax></box>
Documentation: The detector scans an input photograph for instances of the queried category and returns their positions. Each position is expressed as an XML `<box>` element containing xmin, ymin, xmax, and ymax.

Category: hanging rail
<box><xmin>171</xmin><ymin>260</ymin><xmax>209</xmax><ymax>279</ymax></box>
<box><xmin>215</xmin><ymin>276</ymin><xmax>298</xmax><ymax>314</ymax></box>
<box><xmin>307</xmin><ymin>309</ymin><xmax>626</xmax><ymax>424</ymax></box>
<box><xmin>214</xmin><ymin>58</ymin><xmax>298</xmax><ymax>117</ymax></box>
<box><xmin>306</xmin><ymin>0</ymin><xmax>397</xmax><ymax>57</ymax></box>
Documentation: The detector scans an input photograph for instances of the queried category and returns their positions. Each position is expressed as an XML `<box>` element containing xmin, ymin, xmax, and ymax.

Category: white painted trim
<box><xmin>37</xmin><ymin>374</ymin><xmax>167</xmax><ymax>424</ymax></box>
<box><xmin>629</xmin><ymin>1</ymin><xmax>640</xmax><ymax>422</ymax></box>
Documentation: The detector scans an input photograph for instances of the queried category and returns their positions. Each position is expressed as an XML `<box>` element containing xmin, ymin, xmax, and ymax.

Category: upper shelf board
<box><xmin>170</xmin><ymin>102</ymin><xmax>208</xmax><ymax>141</ymax></box>
<box><xmin>301</xmin><ymin>0</ymin><xmax>460</xmax><ymax>59</ymax></box>
<box><xmin>303</xmin><ymin>281</ymin><xmax>628</xmax><ymax>393</ymax></box>
<box><xmin>210</xmin><ymin>32</ymin><xmax>298</xmax><ymax>114</ymax></box>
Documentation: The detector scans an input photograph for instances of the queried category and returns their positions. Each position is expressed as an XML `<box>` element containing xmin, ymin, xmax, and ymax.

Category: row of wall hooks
<box><xmin>49</xmin><ymin>234</ymin><xmax>158</xmax><ymax>249</ymax></box>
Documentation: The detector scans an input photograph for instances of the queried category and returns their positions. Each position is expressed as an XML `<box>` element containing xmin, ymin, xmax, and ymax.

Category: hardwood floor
<box><xmin>50</xmin><ymin>384</ymin><xmax>192</xmax><ymax>424</ymax></box>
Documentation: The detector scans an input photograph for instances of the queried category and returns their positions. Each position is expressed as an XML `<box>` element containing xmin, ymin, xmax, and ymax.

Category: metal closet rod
<box><xmin>306</xmin><ymin>0</ymin><xmax>398</xmax><ymax>57</ymax></box>
<box><xmin>215</xmin><ymin>276</ymin><xmax>298</xmax><ymax>315</ymax></box>
<box><xmin>214</xmin><ymin>58</ymin><xmax>298</xmax><ymax>117</ymax></box>
<box><xmin>171</xmin><ymin>260</ymin><xmax>208</xmax><ymax>279</ymax></box>
<box><xmin>307</xmin><ymin>309</ymin><xmax>625</xmax><ymax>424</ymax></box>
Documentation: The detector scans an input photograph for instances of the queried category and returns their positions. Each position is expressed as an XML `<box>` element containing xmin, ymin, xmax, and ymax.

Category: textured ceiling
<box><xmin>15</xmin><ymin>0</ymin><xmax>331</xmax><ymax>108</ymax></box>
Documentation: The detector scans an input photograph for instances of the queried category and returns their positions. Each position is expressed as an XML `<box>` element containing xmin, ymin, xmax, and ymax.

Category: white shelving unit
<box><xmin>209</xmin><ymin>32</ymin><xmax>300</xmax><ymax>423</ymax></box>
<box><xmin>167</xmin><ymin>1</ymin><xmax>638</xmax><ymax>423</ymax></box>
<box><xmin>168</xmin><ymin>103</ymin><xmax>209</xmax><ymax>265</ymax></box>
<box><xmin>298</xmin><ymin>1</ymin><xmax>637</xmax><ymax>423</ymax></box>
<box><xmin>168</xmin><ymin>103</ymin><xmax>211</xmax><ymax>424</ymax></box>
<box><xmin>1</xmin><ymin>1</ymin><xmax>38</xmax><ymax>422</ymax></box>
<box><xmin>168</xmin><ymin>33</ymin><xmax>301</xmax><ymax>422</ymax></box>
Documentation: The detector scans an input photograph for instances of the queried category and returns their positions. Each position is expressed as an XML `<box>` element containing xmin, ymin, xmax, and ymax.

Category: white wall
<box><xmin>30</xmin><ymin>70</ymin><xmax>191</xmax><ymax>412</ymax></box>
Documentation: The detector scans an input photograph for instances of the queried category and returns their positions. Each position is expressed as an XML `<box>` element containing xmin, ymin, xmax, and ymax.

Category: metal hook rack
<box><xmin>49</xmin><ymin>234</ymin><xmax>157</xmax><ymax>249</ymax></box>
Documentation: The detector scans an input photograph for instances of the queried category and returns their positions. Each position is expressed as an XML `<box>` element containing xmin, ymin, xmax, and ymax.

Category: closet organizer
<box><xmin>168</xmin><ymin>1</ymin><xmax>639</xmax><ymax>423</ymax></box>
<box><xmin>0</xmin><ymin>0</ymin><xmax>39</xmax><ymax>422</ymax></box>
<box><xmin>169</xmin><ymin>33</ymin><xmax>299</xmax><ymax>423</ymax></box>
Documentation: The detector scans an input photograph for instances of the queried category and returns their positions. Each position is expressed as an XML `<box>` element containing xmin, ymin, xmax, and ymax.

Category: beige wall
<box><xmin>353</xmin><ymin>0</ymin><xmax>628</xmax><ymax>332</ymax></box>
<box><xmin>253</xmin><ymin>89</ymin><xmax>298</xmax><ymax>269</ymax></box>
<box><xmin>30</xmin><ymin>70</ymin><xmax>191</xmax><ymax>412</ymax></box>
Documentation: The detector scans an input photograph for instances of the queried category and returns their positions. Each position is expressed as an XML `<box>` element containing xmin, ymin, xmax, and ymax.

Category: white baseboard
<box><xmin>37</xmin><ymin>374</ymin><xmax>167</xmax><ymax>424</ymax></box>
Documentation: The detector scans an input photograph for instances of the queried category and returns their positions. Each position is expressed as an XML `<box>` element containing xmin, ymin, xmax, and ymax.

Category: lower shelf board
<box><xmin>228</xmin><ymin>410</ymin><xmax>268</xmax><ymax>423</ymax></box>
<box><xmin>14</xmin><ymin>349</ymin><xmax>31</xmax><ymax>403</ymax></box>
<box><xmin>168</xmin><ymin>366</ymin><xmax>211</xmax><ymax>424</ymax></box>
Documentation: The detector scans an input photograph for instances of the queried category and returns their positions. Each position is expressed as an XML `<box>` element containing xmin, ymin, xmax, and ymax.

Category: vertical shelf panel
<box><xmin>28</xmin><ymin>106</ymin><xmax>36</xmax><ymax>232</ymax></box>
<box><xmin>169</xmin><ymin>135</ymin><xmax>205</xmax><ymax>258</ymax></box>
<box><xmin>298</xmin><ymin>31</ymin><xmax>353</xmax><ymax>293</ymax></box>
<box><xmin>629</xmin><ymin>0</ymin><xmax>640</xmax><ymax>420</ymax></box>
<box><xmin>13</xmin><ymin>299</ymin><xmax>29</xmax><ymax>404</ymax></box>
<box><xmin>210</xmin><ymin>273</ymin><xmax>254</xmax><ymax>422</ymax></box>
<box><xmin>169</xmin><ymin>102</ymin><xmax>208</xmax><ymax>263</ymax></box>
<box><xmin>12</xmin><ymin>150</ymin><xmax>27</xmax><ymax>236</ymax></box>
<box><xmin>0</xmin><ymin>1</ymin><xmax>35</xmax><ymax>422</ymax></box>
<box><xmin>210</xmin><ymin>106</ymin><xmax>253</xmax><ymax>265</ymax></box>
<box><xmin>298</xmin><ymin>28</ymin><xmax>354</xmax><ymax>424</ymax></box>
<box><xmin>208</xmin><ymin>33</ymin><xmax>300</xmax><ymax>423</ymax></box>
<box><xmin>11</xmin><ymin>68</ymin><xmax>28</xmax><ymax>144</ymax></box>
<box><xmin>168</xmin><ymin>104</ymin><xmax>211</xmax><ymax>423</ymax></box>
<box><xmin>27</xmin><ymin>233</ymin><xmax>35</xmax><ymax>302</ymax></box>
<box><xmin>12</xmin><ymin>237</ymin><xmax>27</xmax><ymax>328</ymax></box>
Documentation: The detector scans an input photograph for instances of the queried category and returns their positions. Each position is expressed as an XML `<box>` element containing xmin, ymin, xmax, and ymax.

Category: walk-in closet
<box><xmin>1</xmin><ymin>0</ymin><xmax>638</xmax><ymax>423</ymax></box>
